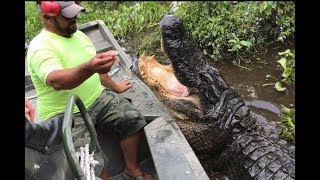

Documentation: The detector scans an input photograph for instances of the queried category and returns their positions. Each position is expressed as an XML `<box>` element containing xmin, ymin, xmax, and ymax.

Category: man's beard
<box><xmin>53</xmin><ymin>18</ymin><xmax>77</xmax><ymax>37</ymax></box>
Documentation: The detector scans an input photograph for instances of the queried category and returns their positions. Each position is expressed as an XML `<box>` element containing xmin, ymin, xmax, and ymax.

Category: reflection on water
<box><xmin>246</xmin><ymin>100</ymin><xmax>281</xmax><ymax>116</ymax></box>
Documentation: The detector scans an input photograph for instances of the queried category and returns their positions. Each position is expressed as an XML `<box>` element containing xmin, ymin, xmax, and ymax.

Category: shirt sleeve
<box><xmin>30</xmin><ymin>48</ymin><xmax>63</xmax><ymax>84</ymax></box>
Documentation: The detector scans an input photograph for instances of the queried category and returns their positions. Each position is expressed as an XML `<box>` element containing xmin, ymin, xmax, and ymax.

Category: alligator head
<box><xmin>137</xmin><ymin>15</ymin><xmax>257</xmax><ymax>166</ymax></box>
<box><xmin>159</xmin><ymin>15</ymin><xmax>253</xmax><ymax>129</ymax></box>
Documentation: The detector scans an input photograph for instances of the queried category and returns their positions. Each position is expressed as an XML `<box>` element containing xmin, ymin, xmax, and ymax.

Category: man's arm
<box><xmin>47</xmin><ymin>52</ymin><xmax>115</xmax><ymax>90</ymax></box>
<box><xmin>99</xmin><ymin>74</ymin><xmax>132</xmax><ymax>93</ymax></box>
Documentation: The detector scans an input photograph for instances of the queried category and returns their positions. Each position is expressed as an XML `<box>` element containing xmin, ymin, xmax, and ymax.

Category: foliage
<box><xmin>266</xmin><ymin>49</ymin><xmax>295</xmax><ymax>91</ymax></box>
<box><xmin>227</xmin><ymin>33</ymin><xmax>252</xmax><ymax>65</ymax></box>
<box><xmin>174</xmin><ymin>1</ymin><xmax>295</xmax><ymax>63</ymax></box>
<box><xmin>99</xmin><ymin>1</ymin><xmax>169</xmax><ymax>38</ymax></box>
<box><xmin>259</xmin><ymin>1</ymin><xmax>295</xmax><ymax>43</ymax></box>
<box><xmin>25</xmin><ymin>1</ymin><xmax>294</xmax><ymax>65</ymax></box>
<box><xmin>135</xmin><ymin>30</ymin><xmax>162</xmax><ymax>59</ymax></box>
<box><xmin>25</xmin><ymin>1</ymin><xmax>42</xmax><ymax>43</ymax></box>
<box><xmin>25</xmin><ymin>1</ymin><xmax>170</xmax><ymax>43</ymax></box>
<box><xmin>279</xmin><ymin>105</ymin><xmax>295</xmax><ymax>142</ymax></box>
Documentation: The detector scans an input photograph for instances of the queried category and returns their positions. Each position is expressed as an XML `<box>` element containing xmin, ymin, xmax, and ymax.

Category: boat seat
<box><xmin>144</xmin><ymin>117</ymin><xmax>210</xmax><ymax>180</ymax></box>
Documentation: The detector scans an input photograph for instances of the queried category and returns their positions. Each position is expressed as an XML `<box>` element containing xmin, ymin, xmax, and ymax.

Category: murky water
<box><xmin>213</xmin><ymin>44</ymin><xmax>295</xmax><ymax>122</ymax></box>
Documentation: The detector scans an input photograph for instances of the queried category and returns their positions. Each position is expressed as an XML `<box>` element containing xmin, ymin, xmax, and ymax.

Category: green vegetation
<box><xmin>25</xmin><ymin>1</ymin><xmax>294</xmax><ymax>63</ymax></box>
<box><xmin>279</xmin><ymin>105</ymin><xmax>295</xmax><ymax>142</ymax></box>
<box><xmin>275</xmin><ymin>49</ymin><xmax>295</xmax><ymax>91</ymax></box>
<box><xmin>25</xmin><ymin>2</ymin><xmax>42</xmax><ymax>43</ymax></box>
<box><xmin>25</xmin><ymin>1</ymin><xmax>170</xmax><ymax>43</ymax></box>
<box><xmin>174</xmin><ymin>1</ymin><xmax>295</xmax><ymax>63</ymax></box>
<box><xmin>265</xmin><ymin>49</ymin><xmax>295</xmax><ymax>92</ymax></box>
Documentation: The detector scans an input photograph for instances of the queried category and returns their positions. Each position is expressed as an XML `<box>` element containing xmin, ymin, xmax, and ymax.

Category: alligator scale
<box><xmin>135</xmin><ymin>15</ymin><xmax>295</xmax><ymax>180</ymax></box>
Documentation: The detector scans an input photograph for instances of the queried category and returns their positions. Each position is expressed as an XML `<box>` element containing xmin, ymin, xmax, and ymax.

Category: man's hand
<box><xmin>87</xmin><ymin>50</ymin><xmax>119</xmax><ymax>74</ymax></box>
<box><xmin>116</xmin><ymin>80</ymin><xmax>133</xmax><ymax>93</ymax></box>
<box><xmin>25</xmin><ymin>99</ymin><xmax>35</xmax><ymax>122</ymax></box>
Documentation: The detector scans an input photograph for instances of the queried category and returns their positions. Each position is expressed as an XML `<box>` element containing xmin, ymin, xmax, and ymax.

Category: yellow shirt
<box><xmin>27</xmin><ymin>29</ymin><xmax>103</xmax><ymax>120</ymax></box>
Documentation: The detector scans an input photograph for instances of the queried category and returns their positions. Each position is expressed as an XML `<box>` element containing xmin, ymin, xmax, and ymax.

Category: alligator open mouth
<box><xmin>138</xmin><ymin>54</ymin><xmax>203</xmax><ymax>121</ymax></box>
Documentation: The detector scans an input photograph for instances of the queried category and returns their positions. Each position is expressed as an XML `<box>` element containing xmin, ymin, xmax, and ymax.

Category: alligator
<box><xmin>134</xmin><ymin>15</ymin><xmax>295</xmax><ymax>180</ymax></box>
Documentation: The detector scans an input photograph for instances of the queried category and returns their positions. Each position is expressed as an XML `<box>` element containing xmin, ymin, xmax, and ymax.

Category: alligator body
<box><xmin>135</xmin><ymin>15</ymin><xmax>295</xmax><ymax>180</ymax></box>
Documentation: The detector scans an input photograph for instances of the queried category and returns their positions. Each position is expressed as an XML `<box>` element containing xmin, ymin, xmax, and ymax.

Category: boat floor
<box><xmin>108</xmin><ymin>158</ymin><xmax>158</xmax><ymax>180</ymax></box>
<box><xmin>96</xmin><ymin>126</ymin><xmax>159</xmax><ymax>179</ymax></box>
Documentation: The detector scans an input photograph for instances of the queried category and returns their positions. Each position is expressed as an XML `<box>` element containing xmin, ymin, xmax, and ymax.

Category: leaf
<box><xmin>280</xmin><ymin>115</ymin><xmax>290</xmax><ymax>123</ymax></box>
<box><xmin>270</xmin><ymin>2</ymin><xmax>277</xmax><ymax>9</ymax></box>
<box><xmin>203</xmin><ymin>49</ymin><xmax>207</xmax><ymax>55</ymax></box>
<box><xmin>275</xmin><ymin>82</ymin><xmax>286</xmax><ymax>91</ymax></box>
<box><xmin>277</xmin><ymin>57</ymin><xmax>287</xmax><ymax>69</ymax></box>
<box><xmin>283</xmin><ymin>68</ymin><xmax>294</xmax><ymax>78</ymax></box>
<box><xmin>229</xmin><ymin>44</ymin><xmax>241</xmax><ymax>51</ymax></box>
<box><xmin>277</xmin><ymin>36</ymin><xmax>284</xmax><ymax>42</ymax></box>
<box><xmin>240</xmin><ymin>40</ymin><xmax>252</xmax><ymax>47</ymax></box>
<box><xmin>277</xmin><ymin>7</ymin><xmax>284</xmax><ymax>14</ymax></box>
<box><xmin>231</xmin><ymin>33</ymin><xmax>239</xmax><ymax>41</ymax></box>
<box><xmin>260</xmin><ymin>1</ymin><xmax>269</xmax><ymax>13</ymax></box>
<box><xmin>287</xmin><ymin>118</ymin><xmax>295</xmax><ymax>127</ymax></box>
<box><xmin>278</xmin><ymin>49</ymin><xmax>291</xmax><ymax>56</ymax></box>
<box><xmin>228</xmin><ymin>39</ymin><xmax>237</xmax><ymax>44</ymax></box>
<box><xmin>280</xmin><ymin>104</ymin><xmax>291</xmax><ymax>115</ymax></box>
<box><xmin>212</xmin><ymin>31</ymin><xmax>217</xmax><ymax>37</ymax></box>
<box><xmin>289</xmin><ymin>52</ymin><xmax>295</xmax><ymax>59</ymax></box>
<box><xmin>228</xmin><ymin>46</ymin><xmax>237</xmax><ymax>52</ymax></box>
<box><xmin>281</xmin><ymin>128</ymin><xmax>295</xmax><ymax>141</ymax></box>
<box><xmin>265</xmin><ymin>7</ymin><xmax>272</xmax><ymax>16</ymax></box>
<box><xmin>288</xmin><ymin>108</ymin><xmax>295</xmax><ymax>118</ymax></box>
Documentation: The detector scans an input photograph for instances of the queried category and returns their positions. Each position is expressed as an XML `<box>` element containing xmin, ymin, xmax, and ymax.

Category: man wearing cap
<box><xmin>26</xmin><ymin>1</ymin><xmax>152</xmax><ymax>179</ymax></box>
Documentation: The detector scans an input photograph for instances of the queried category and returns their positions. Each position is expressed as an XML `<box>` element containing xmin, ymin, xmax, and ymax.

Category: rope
<box><xmin>75</xmin><ymin>144</ymin><xmax>100</xmax><ymax>180</ymax></box>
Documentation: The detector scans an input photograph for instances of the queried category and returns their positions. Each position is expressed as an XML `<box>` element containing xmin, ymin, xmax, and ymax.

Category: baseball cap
<box><xmin>57</xmin><ymin>1</ymin><xmax>85</xmax><ymax>18</ymax></box>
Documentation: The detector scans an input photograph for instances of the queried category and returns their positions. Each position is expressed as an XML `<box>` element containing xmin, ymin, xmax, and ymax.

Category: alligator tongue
<box><xmin>150</xmin><ymin>67</ymin><xmax>190</xmax><ymax>97</ymax></box>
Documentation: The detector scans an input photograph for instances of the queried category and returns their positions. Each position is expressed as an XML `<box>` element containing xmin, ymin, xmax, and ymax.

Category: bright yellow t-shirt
<box><xmin>27</xmin><ymin>29</ymin><xmax>103</xmax><ymax>120</ymax></box>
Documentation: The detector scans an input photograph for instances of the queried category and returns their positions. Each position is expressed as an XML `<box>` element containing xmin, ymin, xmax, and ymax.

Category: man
<box><xmin>26</xmin><ymin>1</ymin><xmax>152</xmax><ymax>179</ymax></box>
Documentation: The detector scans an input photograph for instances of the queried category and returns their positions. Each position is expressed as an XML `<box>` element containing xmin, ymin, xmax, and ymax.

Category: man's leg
<box><xmin>120</xmin><ymin>132</ymin><xmax>143</xmax><ymax>176</ymax></box>
<box><xmin>100</xmin><ymin>170</ymin><xmax>109</xmax><ymax>180</ymax></box>
<box><xmin>90</xmin><ymin>89</ymin><xmax>151</xmax><ymax>179</ymax></box>
<box><xmin>120</xmin><ymin>132</ymin><xmax>152</xmax><ymax>180</ymax></box>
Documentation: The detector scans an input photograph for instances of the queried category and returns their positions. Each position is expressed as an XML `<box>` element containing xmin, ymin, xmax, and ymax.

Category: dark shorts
<box><xmin>84</xmin><ymin>88</ymin><xmax>147</xmax><ymax>140</ymax></box>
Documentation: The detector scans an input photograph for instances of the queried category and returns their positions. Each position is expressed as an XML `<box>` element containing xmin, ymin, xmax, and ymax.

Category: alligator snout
<box><xmin>160</xmin><ymin>15</ymin><xmax>184</xmax><ymax>39</ymax></box>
